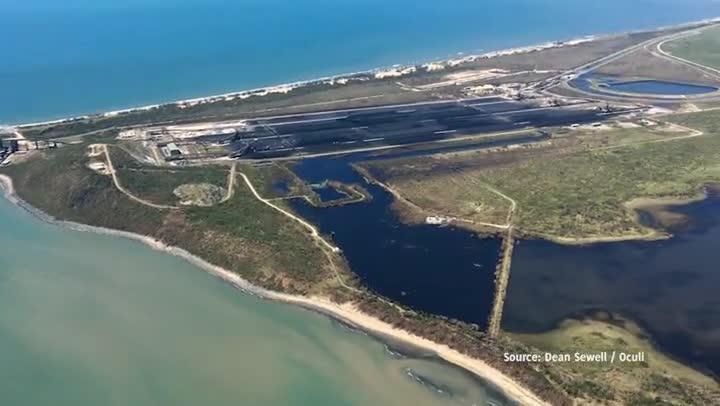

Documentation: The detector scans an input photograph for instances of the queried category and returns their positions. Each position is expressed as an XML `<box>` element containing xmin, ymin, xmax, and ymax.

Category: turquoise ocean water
<box><xmin>2</xmin><ymin>0</ymin><xmax>720</xmax><ymax>124</ymax></box>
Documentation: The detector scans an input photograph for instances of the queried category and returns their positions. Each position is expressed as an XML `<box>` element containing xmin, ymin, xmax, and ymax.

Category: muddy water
<box><xmin>0</xmin><ymin>194</ymin><xmax>513</xmax><ymax>405</ymax></box>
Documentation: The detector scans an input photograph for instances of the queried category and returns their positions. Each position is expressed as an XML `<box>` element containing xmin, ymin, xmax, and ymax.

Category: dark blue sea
<box><xmin>3</xmin><ymin>0</ymin><xmax>720</xmax><ymax>123</ymax></box>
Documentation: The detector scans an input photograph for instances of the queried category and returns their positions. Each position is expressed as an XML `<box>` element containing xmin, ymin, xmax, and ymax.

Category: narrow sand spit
<box><xmin>0</xmin><ymin>175</ymin><xmax>16</xmax><ymax>201</ymax></box>
<box><xmin>0</xmin><ymin>173</ymin><xmax>548</xmax><ymax>406</ymax></box>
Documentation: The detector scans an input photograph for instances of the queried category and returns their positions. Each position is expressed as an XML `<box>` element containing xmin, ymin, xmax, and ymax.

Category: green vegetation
<box><xmin>354</xmin><ymin>296</ymin><xmax>573</xmax><ymax>405</ymax></box>
<box><xmin>250</xmin><ymin>163</ymin><xmax>370</xmax><ymax>208</ymax></box>
<box><xmin>0</xmin><ymin>144</ymin><xmax>163</xmax><ymax>234</ymax></box>
<box><xmin>664</xmin><ymin>26</ymin><xmax>720</xmax><ymax>70</ymax></box>
<box><xmin>0</xmin><ymin>145</ymin><xmax>343</xmax><ymax>295</ymax></box>
<box><xmin>596</xmin><ymin>47</ymin><xmax>719</xmax><ymax>85</ymax></box>
<box><xmin>564</xmin><ymin>379</ymin><xmax>615</xmax><ymax>401</ymax></box>
<box><xmin>481</xmin><ymin>118</ymin><xmax>720</xmax><ymax>239</ymax></box>
<box><xmin>365</xmin><ymin>114</ymin><xmax>720</xmax><ymax>240</ymax></box>
<box><xmin>627</xmin><ymin>394</ymin><xmax>675</xmax><ymax>406</ymax></box>
<box><xmin>108</xmin><ymin>146</ymin><xmax>229</xmax><ymax>206</ymax></box>
<box><xmin>384</xmin><ymin>172</ymin><xmax>512</xmax><ymax>226</ymax></box>
<box><xmin>510</xmin><ymin>317</ymin><xmax>719</xmax><ymax>405</ymax></box>
<box><xmin>183</xmin><ymin>163</ymin><xmax>333</xmax><ymax>287</ymax></box>
<box><xmin>479</xmin><ymin>124</ymin><xmax>719</xmax><ymax>239</ymax></box>
<box><xmin>248</xmin><ymin>163</ymin><xmax>313</xmax><ymax>199</ymax></box>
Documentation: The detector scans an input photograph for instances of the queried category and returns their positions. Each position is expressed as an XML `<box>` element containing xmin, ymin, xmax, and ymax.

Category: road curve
<box><xmin>103</xmin><ymin>145</ymin><xmax>180</xmax><ymax>210</ymax></box>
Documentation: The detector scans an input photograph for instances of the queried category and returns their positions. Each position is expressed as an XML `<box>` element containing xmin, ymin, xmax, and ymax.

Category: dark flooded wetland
<box><xmin>504</xmin><ymin>189</ymin><xmax>720</xmax><ymax>376</ymax></box>
<box><xmin>289</xmin><ymin>156</ymin><xmax>501</xmax><ymax>329</ymax></box>
<box><xmin>288</xmin><ymin>154</ymin><xmax>720</xmax><ymax>377</ymax></box>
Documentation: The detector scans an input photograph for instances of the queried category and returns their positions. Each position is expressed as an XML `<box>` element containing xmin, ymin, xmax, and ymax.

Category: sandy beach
<box><xmin>12</xmin><ymin>17</ymin><xmax>716</xmax><ymax>130</ymax></box>
<box><xmin>0</xmin><ymin>173</ymin><xmax>548</xmax><ymax>405</ymax></box>
<box><xmin>13</xmin><ymin>30</ymin><xmax>583</xmax><ymax>128</ymax></box>
<box><xmin>0</xmin><ymin>175</ymin><xmax>18</xmax><ymax>203</ymax></box>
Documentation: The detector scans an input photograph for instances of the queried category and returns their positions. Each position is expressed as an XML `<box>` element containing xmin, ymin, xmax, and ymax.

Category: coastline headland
<box><xmin>5</xmin><ymin>17</ymin><xmax>720</xmax><ymax>404</ymax></box>
<box><xmin>0</xmin><ymin>173</ymin><xmax>548</xmax><ymax>406</ymax></box>
<box><xmin>12</xmin><ymin>17</ymin><xmax>719</xmax><ymax>129</ymax></box>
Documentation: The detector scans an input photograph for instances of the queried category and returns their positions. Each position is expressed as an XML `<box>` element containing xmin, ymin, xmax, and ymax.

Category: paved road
<box><xmin>545</xmin><ymin>22</ymin><xmax>720</xmax><ymax>102</ymax></box>
<box><xmin>654</xmin><ymin>29</ymin><xmax>720</xmax><ymax>81</ymax></box>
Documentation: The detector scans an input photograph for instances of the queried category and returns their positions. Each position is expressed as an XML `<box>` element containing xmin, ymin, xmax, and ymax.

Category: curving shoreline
<box><xmin>12</xmin><ymin>31</ymin><xmax>592</xmax><ymax>128</ymax></box>
<box><xmin>384</xmin><ymin>178</ymin><xmax>712</xmax><ymax>246</ymax></box>
<box><xmin>0</xmin><ymin>173</ymin><xmax>548</xmax><ymax>406</ymax></box>
<box><xmin>14</xmin><ymin>18</ymin><xmax>720</xmax><ymax>129</ymax></box>
<box><xmin>534</xmin><ymin>190</ymin><xmax>714</xmax><ymax>245</ymax></box>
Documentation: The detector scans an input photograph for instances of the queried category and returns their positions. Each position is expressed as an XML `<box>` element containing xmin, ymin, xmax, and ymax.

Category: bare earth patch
<box><xmin>173</xmin><ymin>183</ymin><xmax>226</xmax><ymax>207</ymax></box>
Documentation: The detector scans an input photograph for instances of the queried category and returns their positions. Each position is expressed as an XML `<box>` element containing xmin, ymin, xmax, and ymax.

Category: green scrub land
<box><xmin>663</xmin><ymin>26</ymin><xmax>720</xmax><ymax>70</ymax></box>
<box><xmin>360</xmin><ymin>111</ymin><xmax>720</xmax><ymax>243</ymax></box>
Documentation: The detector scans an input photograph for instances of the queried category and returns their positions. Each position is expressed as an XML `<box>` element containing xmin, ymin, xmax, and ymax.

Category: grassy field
<box><xmin>382</xmin><ymin>171</ymin><xmax>512</xmax><ymax>227</ymax></box>
<box><xmin>362</xmin><ymin>114</ymin><xmax>720</xmax><ymax>240</ymax></box>
<box><xmin>108</xmin><ymin>146</ymin><xmax>229</xmax><ymax>206</ymax></box>
<box><xmin>0</xmin><ymin>144</ymin><xmax>164</xmax><ymax>234</ymax></box>
<box><xmin>596</xmin><ymin>47</ymin><xmax>720</xmax><ymax>85</ymax></box>
<box><xmin>664</xmin><ymin>26</ymin><xmax>720</xmax><ymax>70</ymax></box>
<box><xmin>0</xmin><ymin>144</ymin><xmax>345</xmax><ymax>295</ymax></box>
<box><xmin>478</xmin><ymin>122</ymin><xmax>719</xmax><ymax>239</ymax></box>
<box><xmin>510</xmin><ymin>316</ymin><xmax>719</xmax><ymax>405</ymax></box>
